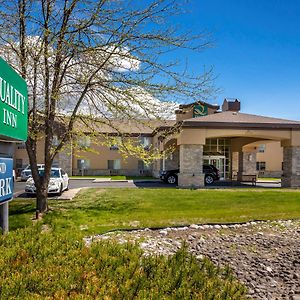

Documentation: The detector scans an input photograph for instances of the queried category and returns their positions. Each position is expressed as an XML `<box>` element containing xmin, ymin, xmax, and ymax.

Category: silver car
<box><xmin>25</xmin><ymin>168</ymin><xmax>69</xmax><ymax>195</ymax></box>
<box><xmin>21</xmin><ymin>164</ymin><xmax>45</xmax><ymax>181</ymax></box>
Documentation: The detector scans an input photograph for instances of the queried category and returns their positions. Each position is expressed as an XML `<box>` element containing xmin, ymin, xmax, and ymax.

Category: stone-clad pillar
<box><xmin>237</xmin><ymin>151</ymin><xmax>257</xmax><ymax>181</ymax></box>
<box><xmin>282</xmin><ymin>146</ymin><xmax>300</xmax><ymax>187</ymax></box>
<box><xmin>178</xmin><ymin>144</ymin><xmax>205</xmax><ymax>188</ymax></box>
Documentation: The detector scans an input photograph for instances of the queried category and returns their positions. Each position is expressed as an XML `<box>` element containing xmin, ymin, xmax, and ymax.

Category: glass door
<box><xmin>203</xmin><ymin>156</ymin><xmax>226</xmax><ymax>180</ymax></box>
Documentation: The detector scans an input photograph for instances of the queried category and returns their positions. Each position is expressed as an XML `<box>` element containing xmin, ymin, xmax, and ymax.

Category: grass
<box><xmin>10</xmin><ymin>188</ymin><xmax>300</xmax><ymax>235</ymax></box>
<box><xmin>70</xmin><ymin>175</ymin><xmax>155</xmax><ymax>180</ymax></box>
<box><xmin>0</xmin><ymin>226</ymin><xmax>247</xmax><ymax>299</ymax></box>
<box><xmin>257</xmin><ymin>177</ymin><xmax>281</xmax><ymax>181</ymax></box>
<box><xmin>3</xmin><ymin>188</ymin><xmax>259</xmax><ymax>298</ymax></box>
<box><xmin>6</xmin><ymin>187</ymin><xmax>300</xmax><ymax>298</ymax></box>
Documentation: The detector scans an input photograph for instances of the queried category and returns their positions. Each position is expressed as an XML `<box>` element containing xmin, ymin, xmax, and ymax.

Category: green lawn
<box><xmin>5</xmin><ymin>187</ymin><xmax>300</xmax><ymax>299</ymax></box>
<box><xmin>10</xmin><ymin>188</ymin><xmax>300</xmax><ymax>235</ymax></box>
<box><xmin>257</xmin><ymin>177</ymin><xmax>281</xmax><ymax>181</ymax></box>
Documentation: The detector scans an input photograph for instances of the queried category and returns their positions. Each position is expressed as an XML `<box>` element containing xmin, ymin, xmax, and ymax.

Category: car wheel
<box><xmin>167</xmin><ymin>175</ymin><xmax>177</xmax><ymax>184</ymax></box>
<box><xmin>205</xmin><ymin>175</ymin><xmax>214</xmax><ymax>185</ymax></box>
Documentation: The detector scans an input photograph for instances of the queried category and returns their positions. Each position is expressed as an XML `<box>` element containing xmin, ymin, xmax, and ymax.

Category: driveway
<box><xmin>14</xmin><ymin>179</ymin><xmax>281</xmax><ymax>198</ymax></box>
<box><xmin>13</xmin><ymin>179</ymin><xmax>174</xmax><ymax>198</ymax></box>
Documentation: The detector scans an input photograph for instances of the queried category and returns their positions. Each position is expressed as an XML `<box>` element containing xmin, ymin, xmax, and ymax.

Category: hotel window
<box><xmin>258</xmin><ymin>144</ymin><xmax>265</xmax><ymax>153</ymax></box>
<box><xmin>110</xmin><ymin>137</ymin><xmax>122</xmax><ymax>150</ymax></box>
<box><xmin>138</xmin><ymin>160</ymin><xmax>151</xmax><ymax>170</ymax></box>
<box><xmin>108</xmin><ymin>159</ymin><xmax>121</xmax><ymax>170</ymax></box>
<box><xmin>256</xmin><ymin>161</ymin><xmax>266</xmax><ymax>171</ymax></box>
<box><xmin>139</xmin><ymin>136</ymin><xmax>151</xmax><ymax>150</ymax></box>
<box><xmin>77</xmin><ymin>159</ymin><xmax>90</xmax><ymax>169</ymax></box>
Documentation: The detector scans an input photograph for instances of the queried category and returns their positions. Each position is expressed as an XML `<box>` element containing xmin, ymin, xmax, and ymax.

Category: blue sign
<box><xmin>0</xmin><ymin>157</ymin><xmax>13</xmax><ymax>203</ymax></box>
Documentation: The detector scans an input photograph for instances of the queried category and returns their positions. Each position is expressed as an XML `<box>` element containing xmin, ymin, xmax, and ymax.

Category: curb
<box><xmin>13</xmin><ymin>188</ymin><xmax>82</xmax><ymax>200</ymax></box>
<box><xmin>92</xmin><ymin>179</ymin><xmax>161</xmax><ymax>183</ymax></box>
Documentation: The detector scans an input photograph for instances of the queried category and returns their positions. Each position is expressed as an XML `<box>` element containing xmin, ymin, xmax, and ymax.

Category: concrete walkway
<box><xmin>92</xmin><ymin>178</ymin><xmax>160</xmax><ymax>183</ymax></box>
<box><xmin>14</xmin><ymin>188</ymin><xmax>82</xmax><ymax>200</ymax></box>
<box><xmin>51</xmin><ymin>188</ymin><xmax>82</xmax><ymax>200</ymax></box>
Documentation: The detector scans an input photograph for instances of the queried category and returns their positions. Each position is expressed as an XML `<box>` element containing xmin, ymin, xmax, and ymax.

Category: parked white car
<box><xmin>25</xmin><ymin>168</ymin><xmax>69</xmax><ymax>195</ymax></box>
<box><xmin>21</xmin><ymin>164</ymin><xmax>45</xmax><ymax>181</ymax></box>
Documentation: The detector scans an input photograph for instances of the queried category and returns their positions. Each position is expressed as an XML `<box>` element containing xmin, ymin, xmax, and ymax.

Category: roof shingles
<box><xmin>182</xmin><ymin>111</ymin><xmax>300</xmax><ymax>129</ymax></box>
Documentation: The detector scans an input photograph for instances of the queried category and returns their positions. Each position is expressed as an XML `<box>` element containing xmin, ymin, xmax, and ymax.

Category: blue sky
<box><xmin>170</xmin><ymin>0</ymin><xmax>300</xmax><ymax>120</ymax></box>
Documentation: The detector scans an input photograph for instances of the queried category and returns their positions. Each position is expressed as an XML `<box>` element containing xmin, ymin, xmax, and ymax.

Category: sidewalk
<box><xmin>14</xmin><ymin>188</ymin><xmax>82</xmax><ymax>200</ymax></box>
<box><xmin>92</xmin><ymin>178</ymin><xmax>161</xmax><ymax>183</ymax></box>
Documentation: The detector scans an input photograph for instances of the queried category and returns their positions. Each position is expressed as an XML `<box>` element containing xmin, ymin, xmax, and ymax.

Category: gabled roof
<box><xmin>74</xmin><ymin>118</ymin><xmax>176</xmax><ymax>135</ymax></box>
<box><xmin>182</xmin><ymin>111</ymin><xmax>300</xmax><ymax>129</ymax></box>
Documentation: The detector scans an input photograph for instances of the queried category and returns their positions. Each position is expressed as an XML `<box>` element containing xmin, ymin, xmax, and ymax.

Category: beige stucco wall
<box><xmin>14</xmin><ymin>138</ymin><xmax>68</xmax><ymax>173</ymax></box>
<box><xmin>177</xmin><ymin>127</ymin><xmax>300</xmax><ymax>147</ymax></box>
<box><xmin>14</xmin><ymin>139</ymin><xmax>45</xmax><ymax>167</ymax></box>
<box><xmin>256</xmin><ymin>141</ymin><xmax>283</xmax><ymax>172</ymax></box>
<box><xmin>73</xmin><ymin>136</ymin><xmax>153</xmax><ymax>172</ymax></box>
<box><xmin>14</xmin><ymin>135</ymin><xmax>155</xmax><ymax>176</ymax></box>
<box><xmin>74</xmin><ymin>144</ymin><xmax>139</xmax><ymax>170</ymax></box>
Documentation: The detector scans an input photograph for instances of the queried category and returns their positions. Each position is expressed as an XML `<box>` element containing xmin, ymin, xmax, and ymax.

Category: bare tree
<box><xmin>0</xmin><ymin>0</ymin><xmax>215</xmax><ymax>214</ymax></box>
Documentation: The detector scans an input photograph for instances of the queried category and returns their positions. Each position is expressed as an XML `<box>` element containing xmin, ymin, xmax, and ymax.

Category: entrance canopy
<box><xmin>173</xmin><ymin>111</ymin><xmax>300</xmax><ymax>188</ymax></box>
<box><xmin>178</xmin><ymin>111</ymin><xmax>300</xmax><ymax>146</ymax></box>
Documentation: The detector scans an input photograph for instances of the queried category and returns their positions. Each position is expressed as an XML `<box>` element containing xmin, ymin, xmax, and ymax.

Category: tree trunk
<box><xmin>36</xmin><ymin>187</ymin><xmax>48</xmax><ymax>214</ymax></box>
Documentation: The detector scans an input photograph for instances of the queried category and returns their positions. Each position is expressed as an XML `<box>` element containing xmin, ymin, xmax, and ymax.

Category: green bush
<box><xmin>0</xmin><ymin>226</ymin><xmax>247</xmax><ymax>299</ymax></box>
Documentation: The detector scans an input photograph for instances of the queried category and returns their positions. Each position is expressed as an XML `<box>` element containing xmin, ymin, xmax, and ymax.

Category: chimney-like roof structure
<box><xmin>222</xmin><ymin>98</ymin><xmax>241</xmax><ymax>112</ymax></box>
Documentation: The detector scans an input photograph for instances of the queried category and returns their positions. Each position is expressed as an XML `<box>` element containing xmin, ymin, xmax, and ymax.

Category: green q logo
<box><xmin>193</xmin><ymin>104</ymin><xmax>208</xmax><ymax>118</ymax></box>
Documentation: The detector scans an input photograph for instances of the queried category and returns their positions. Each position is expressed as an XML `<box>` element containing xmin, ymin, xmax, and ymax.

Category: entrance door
<box><xmin>203</xmin><ymin>156</ymin><xmax>226</xmax><ymax>180</ymax></box>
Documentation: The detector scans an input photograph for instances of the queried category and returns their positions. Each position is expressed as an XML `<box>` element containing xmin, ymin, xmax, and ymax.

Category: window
<box><xmin>108</xmin><ymin>159</ymin><xmax>121</xmax><ymax>170</ymax></box>
<box><xmin>256</xmin><ymin>161</ymin><xmax>266</xmax><ymax>171</ymax></box>
<box><xmin>138</xmin><ymin>160</ymin><xmax>151</xmax><ymax>170</ymax></box>
<box><xmin>110</xmin><ymin>137</ymin><xmax>121</xmax><ymax>150</ymax></box>
<box><xmin>139</xmin><ymin>136</ymin><xmax>151</xmax><ymax>149</ymax></box>
<box><xmin>258</xmin><ymin>144</ymin><xmax>265</xmax><ymax>153</ymax></box>
<box><xmin>77</xmin><ymin>159</ymin><xmax>90</xmax><ymax>169</ymax></box>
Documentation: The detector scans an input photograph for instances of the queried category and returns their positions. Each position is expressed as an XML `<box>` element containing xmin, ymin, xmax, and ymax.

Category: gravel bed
<box><xmin>85</xmin><ymin>220</ymin><xmax>300</xmax><ymax>300</ymax></box>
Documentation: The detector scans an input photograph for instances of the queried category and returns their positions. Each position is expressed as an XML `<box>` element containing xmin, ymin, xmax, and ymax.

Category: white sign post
<box><xmin>0</xmin><ymin>202</ymin><xmax>9</xmax><ymax>234</ymax></box>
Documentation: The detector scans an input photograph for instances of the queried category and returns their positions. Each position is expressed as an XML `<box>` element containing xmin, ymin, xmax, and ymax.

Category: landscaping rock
<box><xmin>87</xmin><ymin>219</ymin><xmax>300</xmax><ymax>299</ymax></box>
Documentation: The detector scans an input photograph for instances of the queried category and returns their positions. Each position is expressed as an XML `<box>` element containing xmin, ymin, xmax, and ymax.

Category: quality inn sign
<box><xmin>0</xmin><ymin>57</ymin><xmax>28</xmax><ymax>141</ymax></box>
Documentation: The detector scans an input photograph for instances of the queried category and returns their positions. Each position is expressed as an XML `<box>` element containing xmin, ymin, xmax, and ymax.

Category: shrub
<box><xmin>0</xmin><ymin>226</ymin><xmax>247</xmax><ymax>299</ymax></box>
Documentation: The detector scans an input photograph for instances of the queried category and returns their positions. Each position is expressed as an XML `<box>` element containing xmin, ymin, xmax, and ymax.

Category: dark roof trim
<box><xmin>81</xmin><ymin>132</ymin><xmax>153</xmax><ymax>137</ymax></box>
<box><xmin>182</xmin><ymin>121</ymin><xmax>300</xmax><ymax>130</ymax></box>
<box><xmin>179</xmin><ymin>100</ymin><xmax>219</xmax><ymax>110</ymax></box>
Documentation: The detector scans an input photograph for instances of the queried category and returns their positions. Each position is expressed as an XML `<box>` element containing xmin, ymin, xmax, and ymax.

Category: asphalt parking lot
<box><xmin>13</xmin><ymin>178</ymin><xmax>281</xmax><ymax>198</ymax></box>
<box><xmin>13</xmin><ymin>179</ymin><xmax>174</xmax><ymax>197</ymax></box>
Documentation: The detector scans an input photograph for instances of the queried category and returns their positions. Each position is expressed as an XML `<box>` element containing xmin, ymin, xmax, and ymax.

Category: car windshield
<box><xmin>38</xmin><ymin>169</ymin><xmax>60</xmax><ymax>178</ymax></box>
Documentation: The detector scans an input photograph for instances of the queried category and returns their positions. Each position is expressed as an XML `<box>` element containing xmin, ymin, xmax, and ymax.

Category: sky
<box><xmin>168</xmin><ymin>0</ymin><xmax>300</xmax><ymax>120</ymax></box>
